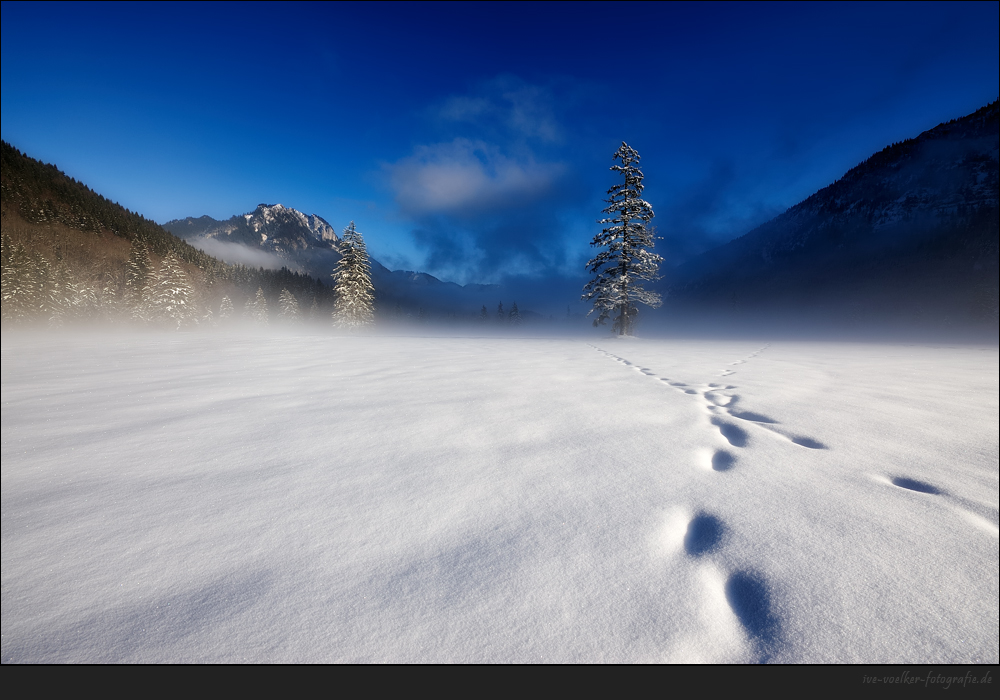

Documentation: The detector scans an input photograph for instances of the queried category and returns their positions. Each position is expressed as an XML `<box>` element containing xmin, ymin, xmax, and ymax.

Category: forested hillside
<box><xmin>1</xmin><ymin>141</ymin><xmax>334</xmax><ymax>326</ymax></box>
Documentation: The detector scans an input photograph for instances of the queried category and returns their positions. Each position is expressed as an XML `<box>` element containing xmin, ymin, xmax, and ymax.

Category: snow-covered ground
<box><xmin>2</xmin><ymin>330</ymin><xmax>997</xmax><ymax>663</ymax></box>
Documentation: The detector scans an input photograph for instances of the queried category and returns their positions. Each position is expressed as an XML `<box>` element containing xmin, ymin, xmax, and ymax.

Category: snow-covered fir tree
<box><xmin>244</xmin><ymin>287</ymin><xmax>269</xmax><ymax>325</ymax></box>
<box><xmin>0</xmin><ymin>238</ymin><xmax>62</xmax><ymax>324</ymax></box>
<box><xmin>1</xmin><ymin>239</ymin><xmax>36</xmax><ymax>322</ymax></box>
<box><xmin>582</xmin><ymin>142</ymin><xmax>663</xmax><ymax>336</ymax></box>
<box><xmin>146</xmin><ymin>252</ymin><xmax>196</xmax><ymax>329</ymax></box>
<box><xmin>43</xmin><ymin>260</ymin><xmax>70</xmax><ymax>326</ymax></box>
<box><xmin>331</xmin><ymin>221</ymin><xmax>374</xmax><ymax>328</ymax></box>
<box><xmin>124</xmin><ymin>240</ymin><xmax>151</xmax><ymax>310</ymax></box>
<box><xmin>66</xmin><ymin>272</ymin><xmax>100</xmax><ymax>320</ymax></box>
<box><xmin>496</xmin><ymin>301</ymin><xmax>504</xmax><ymax>323</ymax></box>
<box><xmin>480</xmin><ymin>305</ymin><xmax>489</xmax><ymax>322</ymax></box>
<box><xmin>278</xmin><ymin>288</ymin><xmax>300</xmax><ymax>322</ymax></box>
<box><xmin>219</xmin><ymin>295</ymin><xmax>234</xmax><ymax>320</ymax></box>
<box><xmin>508</xmin><ymin>301</ymin><xmax>522</xmax><ymax>326</ymax></box>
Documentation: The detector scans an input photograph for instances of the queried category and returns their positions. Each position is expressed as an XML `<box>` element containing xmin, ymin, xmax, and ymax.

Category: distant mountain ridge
<box><xmin>665</xmin><ymin>101</ymin><xmax>999</xmax><ymax>326</ymax></box>
<box><xmin>165</xmin><ymin>204</ymin><xmax>501</xmax><ymax>315</ymax></box>
<box><xmin>166</xmin><ymin>204</ymin><xmax>339</xmax><ymax>254</ymax></box>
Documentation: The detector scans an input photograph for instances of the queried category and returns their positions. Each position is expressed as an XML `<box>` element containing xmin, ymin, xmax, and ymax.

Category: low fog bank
<box><xmin>4</xmin><ymin>302</ymin><xmax>996</xmax><ymax>345</ymax></box>
<box><xmin>188</xmin><ymin>236</ymin><xmax>295</xmax><ymax>271</ymax></box>
<box><xmin>637</xmin><ymin>301</ymin><xmax>999</xmax><ymax>344</ymax></box>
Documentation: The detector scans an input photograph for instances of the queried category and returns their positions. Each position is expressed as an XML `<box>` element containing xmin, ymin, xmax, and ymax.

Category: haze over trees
<box><xmin>2</xmin><ymin>102</ymin><xmax>996</xmax><ymax>333</ymax></box>
<box><xmin>0</xmin><ymin>141</ymin><xmax>335</xmax><ymax>327</ymax></box>
<box><xmin>583</xmin><ymin>142</ymin><xmax>663</xmax><ymax>336</ymax></box>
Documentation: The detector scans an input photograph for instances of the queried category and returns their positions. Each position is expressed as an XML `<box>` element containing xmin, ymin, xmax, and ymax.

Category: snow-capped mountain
<box><xmin>165</xmin><ymin>203</ymin><xmax>339</xmax><ymax>254</ymax></box>
<box><xmin>664</xmin><ymin>101</ymin><xmax>999</xmax><ymax>326</ymax></box>
<box><xmin>165</xmin><ymin>204</ymin><xmax>501</xmax><ymax>315</ymax></box>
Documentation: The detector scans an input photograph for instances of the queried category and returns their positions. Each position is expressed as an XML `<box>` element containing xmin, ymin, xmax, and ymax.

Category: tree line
<box><xmin>1</xmin><ymin>140</ymin><xmax>342</xmax><ymax>327</ymax></box>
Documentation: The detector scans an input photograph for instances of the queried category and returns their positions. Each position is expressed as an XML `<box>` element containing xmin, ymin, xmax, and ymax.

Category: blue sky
<box><xmin>2</xmin><ymin>2</ymin><xmax>998</xmax><ymax>284</ymax></box>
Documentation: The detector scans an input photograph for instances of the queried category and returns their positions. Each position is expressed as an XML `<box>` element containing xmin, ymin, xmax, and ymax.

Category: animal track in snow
<box><xmin>753</xmin><ymin>426</ymin><xmax>828</xmax><ymax>450</ymax></box>
<box><xmin>718</xmin><ymin>344</ymin><xmax>770</xmax><ymax>377</ymax></box>
<box><xmin>593</xmin><ymin>344</ymin><xmax>829</xmax><ymax>454</ymax></box>
<box><xmin>876</xmin><ymin>474</ymin><xmax>997</xmax><ymax>537</ymax></box>
<box><xmin>789</xmin><ymin>436</ymin><xmax>827</xmax><ymax>450</ymax></box>
<box><xmin>712</xmin><ymin>450</ymin><xmax>737</xmax><ymax>472</ymax></box>
<box><xmin>684</xmin><ymin>513</ymin><xmax>725</xmax><ymax>556</ymax></box>
<box><xmin>592</xmin><ymin>343</ymin><xmax>796</xmax><ymax>662</ymax></box>
<box><xmin>725</xmin><ymin>571</ymin><xmax>781</xmax><ymax>660</ymax></box>
<box><xmin>891</xmin><ymin>477</ymin><xmax>942</xmax><ymax>495</ymax></box>
<box><xmin>729</xmin><ymin>410</ymin><xmax>778</xmax><ymax>424</ymax></box>
<box><xmin>704</xmin><ymin>392</ymin><xmax>734</xmax><ymax>407</ymax></box>
<box><xmin>711</xmin><ymin>418</ymin><xmax>749</xmax><ymax>448</ymax></box>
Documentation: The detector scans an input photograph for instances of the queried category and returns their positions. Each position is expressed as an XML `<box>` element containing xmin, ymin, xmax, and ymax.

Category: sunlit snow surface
<box><xmin>2</xmin><ymin>330</ymin><xmax>997</xmax><ymax>663</ymax></box>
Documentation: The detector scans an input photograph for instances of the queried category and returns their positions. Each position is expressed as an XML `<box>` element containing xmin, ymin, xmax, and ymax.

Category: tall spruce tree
<box><xmin>125</xmin><ymin>241</ymin><xmax>151</xmax><ymax>301</ymax></box>
<box><xmin>331</xmin><ymin>221</ymin><xmax>374</xmax><ymax>328</ymax></box>
<box><xmin>125</xmin><ymin>240</ymin><xmax>152</xmax><ymax>321</ymax></box>
<box><xmin>582</xmin><ymin>142</ymin><xmax>663</xmax><ymax>335</ymax></box>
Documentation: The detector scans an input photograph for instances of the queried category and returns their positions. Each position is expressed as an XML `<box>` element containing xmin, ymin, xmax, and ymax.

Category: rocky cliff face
<box><xmin>165</xmin><ymin>203</ymin><xmax>340</xmax><ymax>254</ymax></box>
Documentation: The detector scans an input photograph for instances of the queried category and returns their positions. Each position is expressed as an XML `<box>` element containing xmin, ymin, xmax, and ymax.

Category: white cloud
<box><xmin>190</xmin><ymin>237</ymin><xmax>296</xmax><ymax>271</ymax></box>
<box><xmin>387</xmin><ymin>138</ymin><xmax>564</xmax><ymax>216</ymax></box>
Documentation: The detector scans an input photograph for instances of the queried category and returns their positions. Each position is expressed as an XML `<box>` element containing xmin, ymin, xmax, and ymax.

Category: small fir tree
<box><xmin>582</xmin><ymin>142</ymin><xmax>663</xmax><ymax>336</ymax></box>
<box><xmin>219</xmin><ymin>296</ymin><xmax>235</xmax><ymax>320</ymax></box>
<box><xmin>124</xmin><ymin>241</ymin><xmax>151</xmax><ymax>310</ymax></box>
<box><xmin>480</xmin><ymin>305</ymin><xmax>489</xmax><ymax>322</ymax></box>
<box><xmin>278</xmin><ymin>288</ymin><xmax>300</xmax><ymax>322</ymax></box>
<box><xmin>331</xmin><ymin>221</ymin><xmax>374</xmax><ymax>328</ymax></box>
<box><xmin>147</xmin><ymin>252</ymin><xmax>195</xmax><ymax>329</ymax></box>
<box><xmin>508</xmin><ymin>301</ymin><xmax>522</xmax><ymax>326</ymax></box>
<box><xmin>244</xmin><ymin>287</ymin><xmax>268</xmax><ymax>325</ymax></box>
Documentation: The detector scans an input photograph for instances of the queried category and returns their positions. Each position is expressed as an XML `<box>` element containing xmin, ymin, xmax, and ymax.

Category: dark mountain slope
<box><xmin>665</xmin><ymin>101</ymin><xmax>999</xmax><ymax>328</ymax></box>
<box><xmin>1</xmin><ymin>141</ymin><xmax>221</xmax><ymax>269</ymax></box>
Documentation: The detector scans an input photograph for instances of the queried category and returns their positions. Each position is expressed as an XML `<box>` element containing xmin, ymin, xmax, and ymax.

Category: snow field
<box><xmin>2</xmin><ymin>331</ymin><xmax>997</xmax><ymax>662</ymax></box>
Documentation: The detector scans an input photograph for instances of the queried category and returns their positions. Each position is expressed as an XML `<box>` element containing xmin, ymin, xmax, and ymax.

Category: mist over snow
<box><xmin>2</xmin><ymin>330</ymin><xmax>996</xmax><ymax>663</ymax></box>
<box><xmin>190</xmin><ymin>236</ymin><xmax>299</xmax><ymax>271</ymax></box>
